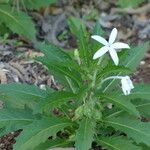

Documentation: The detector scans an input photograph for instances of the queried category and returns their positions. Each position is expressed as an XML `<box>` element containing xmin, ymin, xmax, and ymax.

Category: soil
<box><xmin>0</xmin><ymin>0</ymin><xmax>150</xmax><ymax>149</ymax></box>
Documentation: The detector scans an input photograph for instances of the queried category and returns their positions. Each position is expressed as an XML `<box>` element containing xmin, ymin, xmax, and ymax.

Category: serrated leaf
<box><xmin>0</xmin><ymin>108</ymin><xmax>34</xmax><ymax>136</ymax></box>
<box><xmin>75</xmin><ymin>118</ymin><xmax>95</xmax><ymax>150</ymax></box>
<box><xmin>106</xmin><ymin>84</ymin><xmax>150</xmax><ymax>118</ymax></box>
<box><xmin>14</xmin><ymin>116</ymin><xmax>72</xmax><ymax>150</ymax></box>
<box><xmin>0</xmin><ymin>83</ymin><xmax>47</xmax><ymax>109</ymax></box>
<box><xmin>103</xmin><ymin>42</ymin><xmax>149</xmax><ymax>93</ymax></box>
<box><xmin>0</xmin><ymin>108</ymin><xmax>33</xmax><ymax>127</ymax></box>
<box><xmin>97</xmin><ymin>136</ymin><xmax>142</xmax><ymax>150</ymax></box>
<box><xmin>104</xmin><ymin>116</ymin><xmax>150</xmax><ymax>146</ymax></box>
<box><xmin>36</xmin><ymin>42</ymin><xmax>71</xmax><ymax>62</ymax></box>
<box><xmin>35</xmin><ymin>138</ymin><xmax>72</xmax><ymax>150</ymax></box>
<box><xmin>38</xmin><ymin>91</ymin><xmax>77</xmax><ymax>113</ymax></box>
<box><xmin>37</xmin><ymin>56</ymin><xmax>82</xmax><ymax>88</ymax></box>
<box><xmin>0</xmin><ymin>5</ymin><xmax>36</xmax><ymax>40</ymax></box>
<box><xmin>100</xmin><ymin>95</ymin><xmax>140</xmax><ymax>117</ymax></box>
<box><xmin>106</xmin><ymin>100</ymin><xmax>150</xmax><ymax>119</ymax></box>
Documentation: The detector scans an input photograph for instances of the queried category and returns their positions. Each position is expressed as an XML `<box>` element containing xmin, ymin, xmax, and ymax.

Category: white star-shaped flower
<box><xmin>121</xmin><ymin>76</ymin><xmax>134</xmax><ymax>95</ymax></box>
<box><xmin>92</xmin><ymin>28</ymin><xmax>130</xmax><ymax>65</ymax></box>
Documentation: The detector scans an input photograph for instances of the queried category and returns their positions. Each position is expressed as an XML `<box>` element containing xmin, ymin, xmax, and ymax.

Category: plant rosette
<box><xmin>0</xmin><ymin>17</ymin><xmax>149</xmax><ymax>150</ymax></box>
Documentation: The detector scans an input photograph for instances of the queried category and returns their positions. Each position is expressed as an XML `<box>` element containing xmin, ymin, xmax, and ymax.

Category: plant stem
<box><xmin>65</xmin><ymin>76</ymin><xmax>76</xmax><ymax>93</ymax></box>
<box><xmin>92</xmin><ymin>58</ymin><xmax>102</xmax><ymax>88</ymax></box>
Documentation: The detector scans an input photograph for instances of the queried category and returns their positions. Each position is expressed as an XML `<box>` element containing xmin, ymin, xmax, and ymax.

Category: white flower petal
<box><xmin>109</xmin><ymin>28</ymin><xmax>118</xmax><ymax>44</ymax></box>
<box><xmin>126</xmin><ymin>76</ymin><xmax>134</xmax><ymax>89</ymax></box>
<box><xmin>122</xmin><ymin>86</ymin><xmax>128</xmax><ymax>95</ymax></box>
<box><xmin>91</xmin><ymin>35</ymin><xmax>108</xmax><ymax>45</ymax></box>
<box><xmin>121</xmin><ymin>79</ymin><xmax>129</xmax><ymax>95</ymax></box>
<box><xmin>93</xmin><ymin>46</ymin><xmax>109</xmax><ymax>59</ymax></box>
<box><xmin>112</xmin><ymin>42</ymin><xmax>130</xmax><ymax>49</ymax></box>
<box><xmin>121</xmin><ymin>76</ymin><xmax>134</xmax><ymax>95</ymax></box>
<box><xmin>109</xmin><ymin>48</ymin><xmax>119</xmax><ymax>65</ymax></box>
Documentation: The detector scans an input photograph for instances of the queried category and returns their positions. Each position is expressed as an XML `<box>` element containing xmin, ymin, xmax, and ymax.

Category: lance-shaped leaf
<box><xmin>36</xmin><ymin>42</ymin><xmax>71</xmax><ymax>62</ymax></box>
<box><xmin>0</xmin><ymin>108</ymin><xmax>33</xmax><ymax>127</ymax></box>
<box><xmin>104</xmin><ymin>116</ymin><xmax>150</xmax><ymax>146</ymax></box>
<box><xmin>135</xmin><ymin>100</ymin><xmax>150</xmax><ymax>117</ymax></box>
<box><xmin>121</xmin><ymin>42</ymin><xmax>149</xmax><ymax>70</ymax></box>
<box><xmin>14</xmin><ymin>116</ymin><xmax>72</xmax><ymax>150</ymax></box>
<box><xmin>35</xmin><ymin>138</ymin><xmax>72</xmax><ymax>150</ymax></box>
<box><xmin>37</xmin><ymin>56</ymin><xmax>82</xmax><ymax>88</ymax></box>
<box><xmin>106</xmin><ymin>84</ymin><xmax>150</xmax><ymax>118</ymax></box>
<box><xmin>68</xmin><ymin>17</ymin><xmax>90</xmax><ymax>65</ymax></box>
<box><xmin>0</xmin><ymin>83</ymin><xmax>47</xmax><ymax>109</ymax></box>
<box><xmin>39</xmin><ymin>91</ymin><xmax>77</xmax><ymax>113</ymax></box>
<box><xmin>0</xmin><ymin>5</ymin><xmax>36</xmax><ymax>40</ymax></box>
<box><xmin>106</xmin><ymin>100</ymin><xmax>150</xmax><ymax>119</ymax></box>
<box><xmin>75</xmin><ymin>118</ymin><xmax>96</xmax><ymax>150</ymax></box>
<box><xmin>100</xmin><ymin>95</ymin><xmax>140</xmax><ymax>117</ymax></box>
<box><xmin>126</xmin><ymin>84</ymin><xmax>150</xmax><ymax>100</ymax></box>
<box><xmin>91</xmin><ymin>22</ymin><xmax>104</xmax><ymax>52</ymax></box>
<box><xmin>103</xmin><ymin>42</ymin><xmax>149</xmax><ymax>92</ymax></box>
<box><xmin>97</xmin><ymin>136</ymin><xmax>142</xmax><ymax>150</ymax></box>
<box><xmin>97</xmin><ymin>65</ymin><xmax>131</xmax><ymax>80</ymax></box>
<box><xmin>0</xmin><ymin>108</ymin><xmax>34</xmax><ymax>136</ymax></box>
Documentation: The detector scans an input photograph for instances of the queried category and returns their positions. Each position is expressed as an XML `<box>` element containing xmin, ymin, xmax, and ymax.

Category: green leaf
<box><xmin>97</xmin><ymin>136</ymin><xmax>142</xmax><ymax>150</ymax></box>
<box><xmin>97</xmin><ymin>65</ymin><xmax>131</xmax><ymax>80</ymax></box>
<box><xmin>126</xmin><ymin>84</ymin><xmax>150</xmax><ymax>100</ymax></box>
<box><xmin>104</xmin><ymin>116</ymin><xmax>150</xmax><ymax>146</ymax></box>
<box><xmin>0</xmin><ymin>108</ymin><xmax>34</xmax><ymax>136</ymax></box>
<box><xmin>106</xmin><ymin>100</ymin><xmax>150</xmax><ymax>119</ymax></box>
<box><xmin>75</xmin><ymin>118</ymin><xmax>95</xmax><ymax>150</ymax></box>
<box><xmin>103</xmin><ymin>42</ymin><xmax>149</xmax><ymax>93</ymax></box>
<box><xmin>117</xmin><ymin>0</ymin><xmax>145</xmax><ymax>8</ymax></box>
<box><xmin>0</xmin><ymin>83</ymin><xmax>47</xmax><ymax>109</ymax></box>
<box><xmin>140</xmin><ymin>144</ymin><xmax>150</xmax><ymax>150</ymax></box>
<box><xmin>0</xmin><ymin>5</ymin><xmax>36</xmax><ymax>40</ymax></box>
<box><xmin>121</xmin><ymin>42</ymin><xmax>149</xmax><ymax>70</ymax></box>
<box><xmin>37</xmin><ymin>56</ymin><xmax>82</xmax><ymax>88</ymax></box>
<box><xmin>100</xmin><ymin>95</ymin><xmax>140</xmax><ymax>117</ymax></box>
<box><xmin>14</xmin><ymin>116</ymin><xmax>72</xmax><ymax>150</ymax></box>
<box><xmin>35</xmin><ymin>138</ymin><xmax>72</xmax><ymax>150</ymax></box>
<box><xmin>38</xmin><ymin>91</ymin><xmax>77</xmax><ymax>113</ymax></box>
<box><xmin>68</xmin><ymin>17</ymin><xmax>90</xmax><ymax>65</ymax></box>
<box><xmin>24</xmin><ymin>0</ymin><xmax>56</xmax><ymax>10</ymax></box>
<box><xmin>0</xmin><ymin>108</ymin><xmax>33</xmax><ymax>127</ymax></box>
<box><xmin>36</xmin><ymin>42</ymin><xmax>71</xmax><ymax>62</ymax></box>
<box><xmin>135</xmin><ymin>100</ymin><xmax>150</xmax><ymax>117</ymax></box>
<box><xmin>91</xmin><ymin>22</ymin><xmax>104</xmax><ymax>54</ymax></box>
<box><xmin>107</xmin><ymin>84</ymin><xmax>150</xmax><ymax>118</ymax></box>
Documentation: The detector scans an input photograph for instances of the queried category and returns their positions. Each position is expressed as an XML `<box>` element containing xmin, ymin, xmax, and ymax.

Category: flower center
<box><xmin>107</xmin><ymin>43</ymin><xmax>112</xmax><ymax>47</ymax></box>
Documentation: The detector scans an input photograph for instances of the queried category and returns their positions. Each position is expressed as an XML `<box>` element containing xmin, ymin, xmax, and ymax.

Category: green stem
<box><xmin>92</xmin><ymin>58</ymin><xmax>102</xmax><ymax>88</ymax></box>
<box><xmin>65</xmin><ymin>76</ymin><xmax>76</xmax><ymax>93</ymax></box>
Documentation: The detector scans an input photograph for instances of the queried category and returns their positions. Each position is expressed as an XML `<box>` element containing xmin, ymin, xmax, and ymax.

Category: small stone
<box><xmin>140</xmin><ymin>61</ymin><xmax>145</xmax><ymax>65</ymax></box>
